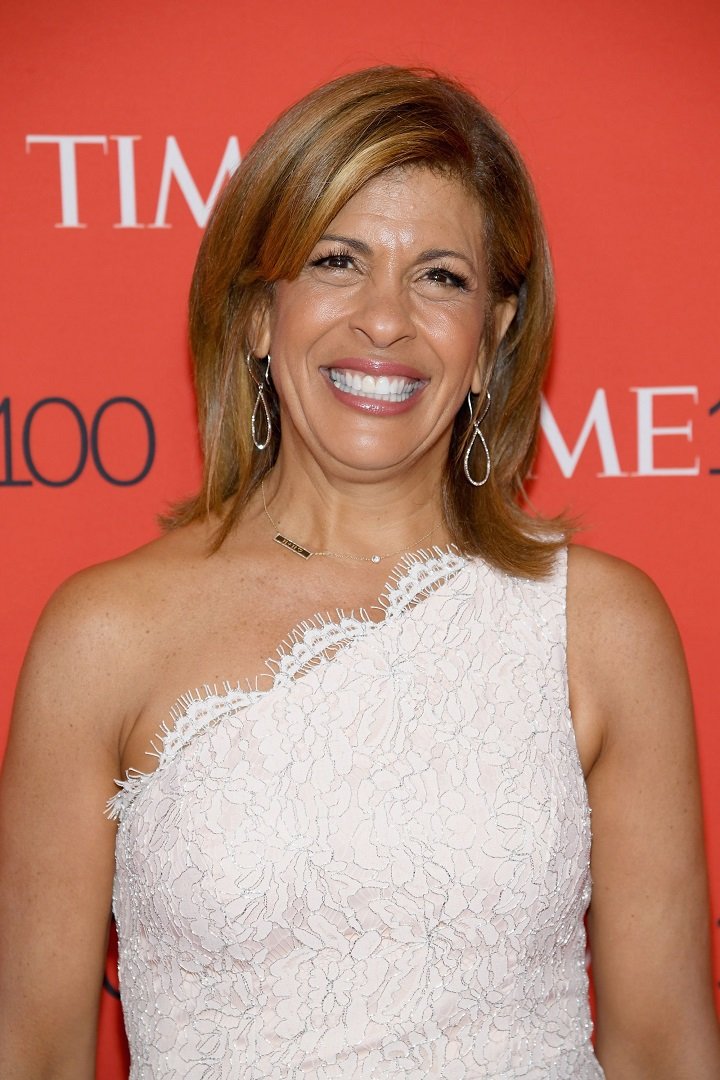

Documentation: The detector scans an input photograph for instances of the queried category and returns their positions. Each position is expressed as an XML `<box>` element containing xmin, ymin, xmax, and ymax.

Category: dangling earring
<box><xmin>464</xmin><ymin>390</ymin><xmax>491</xmax><ymax>486</ymax></box>
<box><xmin>248</xmin><ymin>353</ymin><xmax>272</xmax><ymax>451</ymax></box>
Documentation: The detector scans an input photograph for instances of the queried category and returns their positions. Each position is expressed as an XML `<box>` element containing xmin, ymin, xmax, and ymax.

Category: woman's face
<box><xmin>258</xmin><ymin>166</ymin><xmax>513</xmax><ymax>483</ymax></box>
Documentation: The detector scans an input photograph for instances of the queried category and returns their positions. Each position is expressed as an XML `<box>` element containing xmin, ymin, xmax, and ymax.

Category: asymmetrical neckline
<box><xmin>108</xmin><ymin>545</ymin><xmax>470</xmax><ymax>821</ymax></box>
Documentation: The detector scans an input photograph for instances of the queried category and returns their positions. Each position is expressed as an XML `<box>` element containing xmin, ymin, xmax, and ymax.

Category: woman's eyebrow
<box><xmin>318</xmin><ymin>233</ymin><xmax>372</xmax><ymax>255</ymax></box>
<box><xmin>419</xmin><ymin>248</ymin><xmax>475</xmax><ymax>269</ymax></box>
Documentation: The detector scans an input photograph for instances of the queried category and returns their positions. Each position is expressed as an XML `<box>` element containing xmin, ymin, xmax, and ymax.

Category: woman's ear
<box><xmin>496</xmin><ymin>294</ymin><xmax>519</xmax><ymax>344</ymax></box>
<box><xmin>471</xmin><ymin>294</ymin><xmax>519</xmax><ymax>395</ymax></box>
<box><xmin>248</xmin><ymin>302</ymin><xmax>271</xmax><ymax>358</ymax></box>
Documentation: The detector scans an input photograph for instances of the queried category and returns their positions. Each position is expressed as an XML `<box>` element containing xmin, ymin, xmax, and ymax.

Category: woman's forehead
<box><xmin>322</xmin><ymin>167</ymin><xmax>485</xmax><ymax>251</ymax></box>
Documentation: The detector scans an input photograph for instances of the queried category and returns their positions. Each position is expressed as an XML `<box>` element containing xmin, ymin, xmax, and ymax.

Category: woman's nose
<box><xmin>349</xmin><ymin>278</ymin><xmax>416</xmax><ymax>349</ymax></box>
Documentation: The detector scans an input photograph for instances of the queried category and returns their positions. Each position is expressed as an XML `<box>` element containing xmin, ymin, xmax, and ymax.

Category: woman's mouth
<box><xmin>326</xmin><ymin>367</ymin><xmax>423</xmax><ymax>403</ymax></box>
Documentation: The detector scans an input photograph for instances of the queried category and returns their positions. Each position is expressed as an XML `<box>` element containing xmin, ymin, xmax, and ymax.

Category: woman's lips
<box><xmin>320</xmin><ymin>360</ymin><xmax>428</xmax><ymax>413</ymax></box>
<box><xmin>327</xmin><ymin>368</ymin><xmax>422</xmax><ymax>403</ymax></box>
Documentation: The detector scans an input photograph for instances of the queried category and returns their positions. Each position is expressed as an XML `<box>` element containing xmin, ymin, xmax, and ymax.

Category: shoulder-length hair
<box><xmin>167</xmin><ymin>66</ymin><xmax>567</xmax><ymax>577</ymax></box>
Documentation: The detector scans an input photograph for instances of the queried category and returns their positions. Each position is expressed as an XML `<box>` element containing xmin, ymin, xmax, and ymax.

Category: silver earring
<box><xmin>248</xmin><ymin>353</ymin><xmax>272</xmax><ymax>451</ymax></box>
<box><xmin>464</xmin><ymin>390</ymin><xmax>491</xmax><ymax>486</ymax></box>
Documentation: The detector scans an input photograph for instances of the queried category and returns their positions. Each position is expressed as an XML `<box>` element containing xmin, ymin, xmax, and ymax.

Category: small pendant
<box><xmin>371</xmin><ymin>554</ymin><xmax>381</xmax><ymax>563</ymax></box>
<box><xmin>274</xmin><ymin>533</ymin><xmax>313</xmax><ymax>559</ymax></box>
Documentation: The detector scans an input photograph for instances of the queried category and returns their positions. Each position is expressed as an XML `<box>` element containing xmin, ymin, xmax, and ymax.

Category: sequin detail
<box><xmin>111</xmin><ymin>548</ymin><xmax>604</xmax><ymax>1078</ymax></box>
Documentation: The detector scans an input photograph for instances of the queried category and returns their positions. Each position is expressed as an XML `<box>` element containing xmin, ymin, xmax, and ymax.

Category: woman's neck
<box><xmin>260</xmin><ymin>453</ymin><xmax>449</xmax><ymax>560</ymax></box>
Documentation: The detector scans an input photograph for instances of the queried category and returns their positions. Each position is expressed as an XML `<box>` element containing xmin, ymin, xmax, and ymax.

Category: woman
<box><xmin>0</xmin><ymin>67</ymin><xmax>718</xmax><ymax>1078</ymax></box>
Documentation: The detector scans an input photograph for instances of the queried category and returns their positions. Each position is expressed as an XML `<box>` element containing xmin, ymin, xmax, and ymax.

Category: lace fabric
<box><xmin>110</xmin><ymin>548</ymin><xmax>604</xmax><ymax>1078</ymax></box>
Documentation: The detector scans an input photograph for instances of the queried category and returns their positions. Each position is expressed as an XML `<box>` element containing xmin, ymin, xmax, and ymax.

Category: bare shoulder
<box><xmin>31</xmin><ymin>524</ymin><xmax>204</xmax><ymax>645</ymax></box>
<box><xmin>16</xmin><ymin>521</ymin><xmax>215</xmax><ymax>738</ymax></box>
<box><xmin>567</xmin><ymin>541</ymin><xmax>673</xmax><ymax>617</ymax></box>
<box><xmin>567</xmin><ymin>542</ymin><xmax>682</xmax><ymax>664</ymax></box>
<box><xmin>566</xmin><ymin>543</ymin><xmax>691</xmax><ymax>764</ymax></box>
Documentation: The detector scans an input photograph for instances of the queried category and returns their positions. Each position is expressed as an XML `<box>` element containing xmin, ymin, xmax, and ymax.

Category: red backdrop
<box><xmin>2</xmin><ymin>1</ymin><xmax>718</xmax><ymax>1075</ymax></box>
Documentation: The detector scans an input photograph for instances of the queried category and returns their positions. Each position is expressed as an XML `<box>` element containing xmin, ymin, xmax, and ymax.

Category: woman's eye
<box><xmin>424</xmin><ymin>267</ymin><xmax>468</xmax><ymax>289</ymax></box>
<box><xmin>310</xmin><ymin>251</ymin><xmax>355</xmax><ymax>270</ymax></box>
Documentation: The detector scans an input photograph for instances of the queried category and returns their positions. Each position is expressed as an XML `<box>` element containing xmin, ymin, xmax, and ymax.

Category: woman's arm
<box><xmin>0</xmin><ymin>567</ymin><xmax>143</xmax><ymax>1079</ymax></box>
<box><xmin>568</xmin><ymin>545</ymin><xmax>720</xmax><ymax>1078</ymax></box>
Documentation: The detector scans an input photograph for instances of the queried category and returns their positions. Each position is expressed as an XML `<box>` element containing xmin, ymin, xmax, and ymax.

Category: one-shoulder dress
<box><xmin>109</xmin><ymin>547</ymin><xmax>605</xmax><ymax>1078</ymax></box>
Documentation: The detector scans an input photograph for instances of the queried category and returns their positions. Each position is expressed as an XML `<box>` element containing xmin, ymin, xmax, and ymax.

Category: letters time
<box><xmin>25</xmin><ymin>135</ymin><xmax>241</xmax><ymax>228</ymax></box>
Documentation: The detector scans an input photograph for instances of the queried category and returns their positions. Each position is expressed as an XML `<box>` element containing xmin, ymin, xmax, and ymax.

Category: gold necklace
<box><xmin>261</xmin><ymin>479</ymin><xmax>439</xmax><ymax>563</ymax></box>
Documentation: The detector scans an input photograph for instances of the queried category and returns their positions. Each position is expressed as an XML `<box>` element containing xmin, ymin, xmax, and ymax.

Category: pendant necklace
<box><xmin>261</xmin><ymin>479</ymin><xmax>439</xmax><ymax>564</ymax></box>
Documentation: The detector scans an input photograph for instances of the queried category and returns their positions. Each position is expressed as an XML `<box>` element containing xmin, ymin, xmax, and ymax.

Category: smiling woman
<box><xmin>181</xmin><ymin>66</ymin><xmax>557</xmax><ymax>573</ymax></box>
<box><xmin>253</xmin><ymin>169</ymin><xmax>506</xmax><ymax>506</ymax></box>
<box><xmin>1</xmin><ymin>66</ymin><xmax>719</xmax><ymax>1080</ymax></box>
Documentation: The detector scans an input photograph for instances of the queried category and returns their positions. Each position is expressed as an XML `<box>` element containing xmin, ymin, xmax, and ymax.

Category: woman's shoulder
<box><xmin>22</xmin><ymin>521</ymin><xmax>219</xmax><ymax>719</ymax></box>
<box><xmin>565</xmin><ymin>543</ymin><xmax>688</xmax><ymax>747</ymax></box>
<box><xmin>566</xmin><ymin>542</ymin><xmax>676</xmax><ymax>643</ymax></box>
<box><xmin>45</xmin><ymin>520</ymin><xmax>213</xmax><ymax>627</ymax></box>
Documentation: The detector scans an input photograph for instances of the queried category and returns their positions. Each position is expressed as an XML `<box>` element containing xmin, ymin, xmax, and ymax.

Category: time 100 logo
<box><xmin>0</xmin><ymin>397</ymin><xmax>155</xmax><ymax>486</ymax></box>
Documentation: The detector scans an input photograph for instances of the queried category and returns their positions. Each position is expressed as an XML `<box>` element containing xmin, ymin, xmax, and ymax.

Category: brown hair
<box><xmin>169</xmin><ymin>65</ymin><xmax>568</xmax><ymax>576</ymax></box>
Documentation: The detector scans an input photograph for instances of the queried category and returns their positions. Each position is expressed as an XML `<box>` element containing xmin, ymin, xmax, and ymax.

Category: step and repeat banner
<box><xmin>2</xmin><ymin>1</ymin><xmax>719</xmax><ymax>1074</ymax></box>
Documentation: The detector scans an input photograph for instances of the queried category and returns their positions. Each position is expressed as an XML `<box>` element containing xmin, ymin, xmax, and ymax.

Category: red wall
<box><xmin>2</xmin><ymin>2</ymin><xmax>718</xmax><ymax>1074</ymax></box>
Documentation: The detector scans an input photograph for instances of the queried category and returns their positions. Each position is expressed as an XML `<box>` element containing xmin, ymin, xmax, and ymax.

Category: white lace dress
<box><xmin>109</xmin><ymin>548</ymin><xmax>604</xmax><ymax>1079</ymax></box>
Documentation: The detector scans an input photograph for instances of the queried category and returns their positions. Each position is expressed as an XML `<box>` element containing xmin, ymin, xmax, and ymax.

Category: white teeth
<box><xmin>327</xmin><ymin>368</ymin><xmax>421</xmax><ymax>403</ymax></box>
